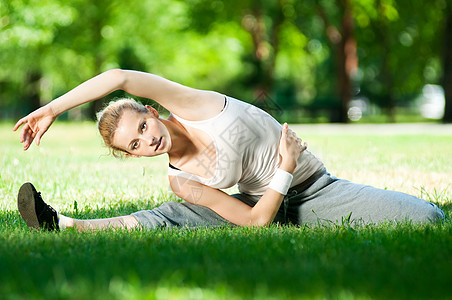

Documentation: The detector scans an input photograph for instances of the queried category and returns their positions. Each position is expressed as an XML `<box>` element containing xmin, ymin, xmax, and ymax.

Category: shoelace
<box><xmin>35</xmin><ymin>192</ymin><xmax>57</xmax><ymax>220</ymax></box>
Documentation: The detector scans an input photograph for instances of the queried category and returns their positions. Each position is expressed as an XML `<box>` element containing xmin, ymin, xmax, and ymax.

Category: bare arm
<box><xmin>30</xmin><ymin>69</ymin><xmax>220</xmax><ymax>117</ymax></box>
<box><xmin>120</xmin><ymin>70</ymin><xmax>224</xmax><ymax>119</ymax></box>
<box><xmin>170</xmin><ymin>124</ymin><xmax>306</xmax><ymax>226</ymax></box>
<box><xmin>13</xmin><ymin>69</ymin><xmax>125</xmax><ymax>150</ymax></box>
<box><xmin>47</xmin><ymin>69</ymin><xmax>223</xmax><ymax>118</ymax></box>
<box><xmin>45</xmin><ymin>69</ymin><xmax>126</xmax><ymax>116</ymax></box>
<box><xmin>13</xmin><ymin>69</ymin><xmax>223</xmax><ymax>150</ymax></box>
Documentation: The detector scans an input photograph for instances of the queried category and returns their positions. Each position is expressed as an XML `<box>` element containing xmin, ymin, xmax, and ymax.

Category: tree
<box><xmin>1</xmin><ymin>0</ymin><xmax>250</xmax><ymax>120</ymax></box>
<box><xmin>2</xmin><ymin>0</ymin><xmax>450</xmax><ymax>123</ymax></box>
<box><xmin>186</xmin><ymin>0</ymin><xmax>285</xmax><ymax>95</ymax></box>
<box><xmin>315</xmin><ymin>0</ymin><xmax>358</xmax><ymax>122</ymax></box>
<box><xmin>0</xmin><ymin>0</ymin><xmax>76</xmax><ymax>117</ymax></box>
<box><xmin>442</xmin><ymin>1</ymin><xmax>452</xmax><ymax>123</ymax></box>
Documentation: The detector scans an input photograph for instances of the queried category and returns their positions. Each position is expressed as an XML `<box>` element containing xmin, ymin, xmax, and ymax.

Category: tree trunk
<box><xmin>317</xmin><ymin>0</ymin><xmax>358</xmax><ymax>122</ymax></box>
<box><xmin>240</xmin><ymin>3</ymin><xmax>284</xmax><ymax>117</ymax></box>
<box><xmin>442</xmin><ymin>4</ymin><xmax>452</xmax><ymax>123</ymax></box>
<box><xmin>242</xmin><ymin>8</ymin><xmax>274</xmax><ymax>97</ymax></box>
<box><xmin>337</xmin><ymin>0</ymin><xmax>357</xmax><ymax>122</ymax></box>
<box><xmin>376</xmin><ymin>0</ymin><xmax>396</xmax><ymax>122</ymax></box>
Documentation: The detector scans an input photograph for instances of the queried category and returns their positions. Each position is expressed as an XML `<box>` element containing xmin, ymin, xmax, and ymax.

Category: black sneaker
<box><xmin>17</xmin><ymin>182</ymin><xmax>59</xmax><ymax>231</ymax></box>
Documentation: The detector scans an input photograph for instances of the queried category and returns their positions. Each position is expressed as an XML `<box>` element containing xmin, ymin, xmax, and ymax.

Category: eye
<box><xmin>141</xmin><ymin>122</ymin><xmax>146</xmax><ymax>132</ymax></box>
<box><xmin>132</xmin><ymin>141</ymin><xmax>139</xmax><ymax>150</ymax></box>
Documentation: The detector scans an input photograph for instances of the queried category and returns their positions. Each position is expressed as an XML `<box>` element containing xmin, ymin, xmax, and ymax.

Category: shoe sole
<box><xmin>17</xmin><ymin>183</ymin><xmax>40</xmax><ymax>229</ymax></box>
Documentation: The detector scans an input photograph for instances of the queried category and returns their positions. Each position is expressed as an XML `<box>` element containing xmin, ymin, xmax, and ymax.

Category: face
<box><xmin>112</xmin><ymin>107</ymin><xmax>171</xmax><ymax>157</ymax></box>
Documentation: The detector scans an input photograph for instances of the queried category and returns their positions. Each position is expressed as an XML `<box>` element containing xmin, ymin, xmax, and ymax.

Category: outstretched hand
<box><xmin>12</xmin><ymin>105</ymin><xmax>56</xmax><ymax>151</ymax></box>
<box><xmin>278</xmin><ymin>123</ymin><xmax>307</xmax><ymax>173</ymax></box>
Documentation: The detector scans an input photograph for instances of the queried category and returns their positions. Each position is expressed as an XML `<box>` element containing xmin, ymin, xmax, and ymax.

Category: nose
<box><xmin>143</xmin><ymin>136</ymin><xmax>158</xmax><ymax>146</ymax></box>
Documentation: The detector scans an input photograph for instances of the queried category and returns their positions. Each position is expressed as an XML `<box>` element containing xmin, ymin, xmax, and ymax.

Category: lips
<box><xmin>155</xmin><ymin>137</ymin><xmax>163</xmax><ymax>151</ymax></box>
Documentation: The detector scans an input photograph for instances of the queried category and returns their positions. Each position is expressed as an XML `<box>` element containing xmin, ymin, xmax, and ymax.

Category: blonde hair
<box><xmin>97</xmin><ymin>98</ymin><xmax>148</xmax><ymax>158</ymax></box>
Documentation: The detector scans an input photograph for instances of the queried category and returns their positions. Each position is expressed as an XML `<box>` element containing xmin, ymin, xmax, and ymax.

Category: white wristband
<box><xmin>268</xmin><ymin>168</ymin><xmax>293</xmax><ymax>195</ymax></box>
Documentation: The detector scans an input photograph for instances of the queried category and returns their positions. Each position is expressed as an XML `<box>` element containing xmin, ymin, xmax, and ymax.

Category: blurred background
<box><xmin>0</xmin><ymin>0</ymin><xmax>451</xmax><ymax>123</ymax></box>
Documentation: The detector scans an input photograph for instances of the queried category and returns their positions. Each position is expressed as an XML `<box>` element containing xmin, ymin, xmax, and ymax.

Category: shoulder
<box><xmin>175</xmin><ymin>90</ymin><xmax>226</xmax><ymax>121</ymax></box>
<box><xmin>118</xmin><ymin>70</ymin><xmax>225</xmax><ymax>121</ymax></box>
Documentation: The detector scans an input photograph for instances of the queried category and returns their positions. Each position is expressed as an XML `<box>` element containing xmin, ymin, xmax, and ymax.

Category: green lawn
<box><xmin>1</xmin><ymin>122</ymin><xmax>451</xmax><ymax>300</ymax></box>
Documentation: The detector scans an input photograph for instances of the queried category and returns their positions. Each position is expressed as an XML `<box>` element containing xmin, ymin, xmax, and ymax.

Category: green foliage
<box><xmin>0</xmin><ymin>1</ymin><xmax>450</xmax><ymax>121</ymax></box>
<box><xmin>0</xmin><ymin>0</ymin><xmax>251</xmax><ymax>117</ymax></box>
<box><xmin>355</xmin><ymin>0</ymin><xmax>446</xmax><ymax>107</ymax></box>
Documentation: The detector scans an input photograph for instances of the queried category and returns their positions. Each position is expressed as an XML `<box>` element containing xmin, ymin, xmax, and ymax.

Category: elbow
<box><xmin>249</xmin><ymin>212</ymin><xmax>272</xmax><ymax>227</ymax></box>
<box><xmin>255</xmin><ymin>219</ymin><xmax>272</xmax><ymax>227</ymax></box>
<box><xmin>105</xmin><ymin>69</ymin><xmax>127</xmax><ymax>90</ymax></box>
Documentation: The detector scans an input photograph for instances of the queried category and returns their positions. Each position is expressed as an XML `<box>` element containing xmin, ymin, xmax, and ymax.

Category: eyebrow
<box><xmin>127</xmin><ymin>118</ymin><xmax>145</xmax><ymax>150</ymax></box>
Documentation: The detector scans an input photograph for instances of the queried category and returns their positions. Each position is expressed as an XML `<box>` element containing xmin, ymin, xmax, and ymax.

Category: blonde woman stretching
<box><xmin>14</xmin><ymin>69</ymin><xmax>444</xmax><ymax>231</ymax></box>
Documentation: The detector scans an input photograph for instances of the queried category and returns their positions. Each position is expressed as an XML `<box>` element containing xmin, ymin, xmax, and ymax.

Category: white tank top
<box><xmin>167</xmin><ymin>96</ymin><xmax>324</xmax><ymax>195</ymax></box>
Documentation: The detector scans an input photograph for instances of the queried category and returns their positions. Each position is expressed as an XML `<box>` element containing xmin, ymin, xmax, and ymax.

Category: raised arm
<box><xmin>170</xmin><ymin>124</ymin><xmax>307</xmax><ymax>226</ymax></box>
<box><xmin>13</xmin><ymin>69</ymin><xmax>224</xmax><ymax>150</ymax></box>
<box><xmin>46</xmin><ymin>69</ymin><xmax>223</xmax><ymax>119</ymax></box>
<box><xmin>13</xmin><ymin>69</ymin><xmax>125</xmax><ymax>150</ymax></box>
<box><xmin>118</xmin><ymin>70</ymin><xmax>224</xmax><ymax>119</ymax></box>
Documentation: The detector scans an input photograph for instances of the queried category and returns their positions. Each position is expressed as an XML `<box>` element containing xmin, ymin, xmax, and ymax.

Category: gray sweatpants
<box><xmin>133</xmin><ymin>169</ymin><xmax>445</xmax><ymax>229</ymax></box>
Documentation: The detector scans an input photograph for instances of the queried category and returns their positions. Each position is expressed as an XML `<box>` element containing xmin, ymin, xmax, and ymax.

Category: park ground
<box><xmin>0</xmin><ymin>122</ymin><xmax>451</xmax><ymax>299</ymax></box>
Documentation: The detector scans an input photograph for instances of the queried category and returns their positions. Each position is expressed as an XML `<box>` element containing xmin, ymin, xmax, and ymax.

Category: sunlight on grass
<box><xmin>2</xmin><ymin>122</ymin><xmax>451</xmax><ymax>212</ymax></box>
<box><xmin>1</xmin><ymin>121</ymin><xmax>451</xmax><ymax>299</ymax></box>
<box><xmin>1</xmin><ymin>122</ymin><xmax>172</xmax><ymax>214</ymax></box>
<box><xmin>294</xmin><ymin>124</ymin><xmax>452</xmax><ymax>202</ymax></box>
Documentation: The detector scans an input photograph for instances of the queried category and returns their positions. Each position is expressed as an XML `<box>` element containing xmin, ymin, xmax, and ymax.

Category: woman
<box><xmin>14</xmin><ymin>69</ymin><xmax>444</xmax><ymax>231</ymax></box>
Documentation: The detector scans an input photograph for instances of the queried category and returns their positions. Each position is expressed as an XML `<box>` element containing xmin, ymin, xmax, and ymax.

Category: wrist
<box><xmin>47</xmin><ymin>102</ymin><xmax>58</xmax><ymax>117</ymax></box>
<box><xmin>268</xmin><ymin>168</ymin><xmax>294</xmax><ymax>195</ymax></box>
<box><xmin>47</xmin><ymin>98</ymin><xmax>66</xmax><ymax>117</ymax></box>
<box><xmin>279</xmin><ymin>160</ymin><xmax>296</xmax><ymax>174</ymax></box>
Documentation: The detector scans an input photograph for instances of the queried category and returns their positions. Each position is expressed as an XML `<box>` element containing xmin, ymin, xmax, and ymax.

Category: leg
<box><xmin>18</xmin><ymin>182</ymin><xmax>233</xmax><ymax>231</ymax></box>
<box><xmin>58</xmin><ymin>202</ymin><xmax>233</xmax><ymax>231</ymax></box>
<box><xmin>287</xmin><ymin>172</ymin><xmax>445</xmax><ymax>226</ymax></box>
<box><xmin>132</xmin><ymin>201</ymin><xmax>233</xmax><ymax>229</ymax></box>
<box><xmin>59</xmin><ymin>214</ymin><xmax>139</xmax><ymax>231</ymax></box>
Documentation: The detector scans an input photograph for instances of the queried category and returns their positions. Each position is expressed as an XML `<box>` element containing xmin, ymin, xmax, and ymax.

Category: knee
<box><xmin>419</xmin><ymin>202</ymin><xmax>445</xmax><ymax>224</ymax></box>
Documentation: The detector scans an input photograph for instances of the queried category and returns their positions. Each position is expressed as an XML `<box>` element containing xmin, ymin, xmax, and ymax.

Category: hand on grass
<box><xmin>13</xmin><ymin>105</ymin><xmax>57</xmax><ymax>151</ymax></box>
<box><xmin>278</xmin><ymin>123</ymin><xmax>307</xmax><ymax>173</ymax></box>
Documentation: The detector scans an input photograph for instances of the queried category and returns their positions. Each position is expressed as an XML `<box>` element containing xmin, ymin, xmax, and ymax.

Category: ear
<box><xmin>145</xmin><ymin>105</ymin><xmax>159</xmax><ymax>118</ymax></box>
<box><xmin>124</xmin><ymin>153</ymin><xmax>141</xmax><ymax>158</ymax></box>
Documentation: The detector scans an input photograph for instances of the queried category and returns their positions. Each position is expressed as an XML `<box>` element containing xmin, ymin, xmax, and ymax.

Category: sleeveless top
<box><xmin>167</xmin><ymin>96</ymin><xmax>324</xmax><ymax>195</ymax></box>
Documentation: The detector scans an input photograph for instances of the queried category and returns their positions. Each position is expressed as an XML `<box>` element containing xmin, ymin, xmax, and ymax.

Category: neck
<box><xmin>162</xmin><ymin>116</ymin><xmax>197</xmax><ymax>164</ymax></box>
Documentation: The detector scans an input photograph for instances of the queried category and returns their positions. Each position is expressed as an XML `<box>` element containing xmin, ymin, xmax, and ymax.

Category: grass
<box><xmin>1</xmin><ymin>121</ymin><xmax>451</xmax><ymax>300</ymax></box>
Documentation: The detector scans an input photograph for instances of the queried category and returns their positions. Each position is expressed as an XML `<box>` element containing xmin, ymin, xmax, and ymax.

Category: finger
<box><xmin>35</xmin><ymin>129</ymin><xmax>46</xmax><ymax>146</ymax></box>
<box><xmin>25</xmin><ymin>136</ymin><xmax>36</xmax><ymax>150</ymax></box>
<box><xmin>23</xmin><ymin>136</ymin><xmax>30</xmax><ymax>150</ymax></box>
<box><xmin>24</xmin><ymin>127</ymin><xmax>36</xmax><ymax>150</ymax></box>
<box><xmin>287</xmin><ymin>128</ymin><xmax>297</xmax><ymax>138</ymax></box>
<box><xmin>23</xmin><ymin>128</ymin><xmax>32</xmax><ymax>150</ymax></box>
<box><xmin>286</xmin><ymin>129</ymin><xmax>294</xmax><ymax>140</ymax></box>
<box><xmin>29</xmin><ymin>132</ymin><xmax>37</xmax><ymax>148</ymax></box>
<box><xmin>20</xmin><ymin>123</ymin><xmax>30</xmax><ymax>143</ymax></box>
<box><xmin>13</xmin><ymin>118</ymin><xmax>26</xmax><ymax>131</ymax></box>
<box><xmin>281</xmin><ymin>123</ymin><xmax>288</xmax><ymax>134</ymax></box>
